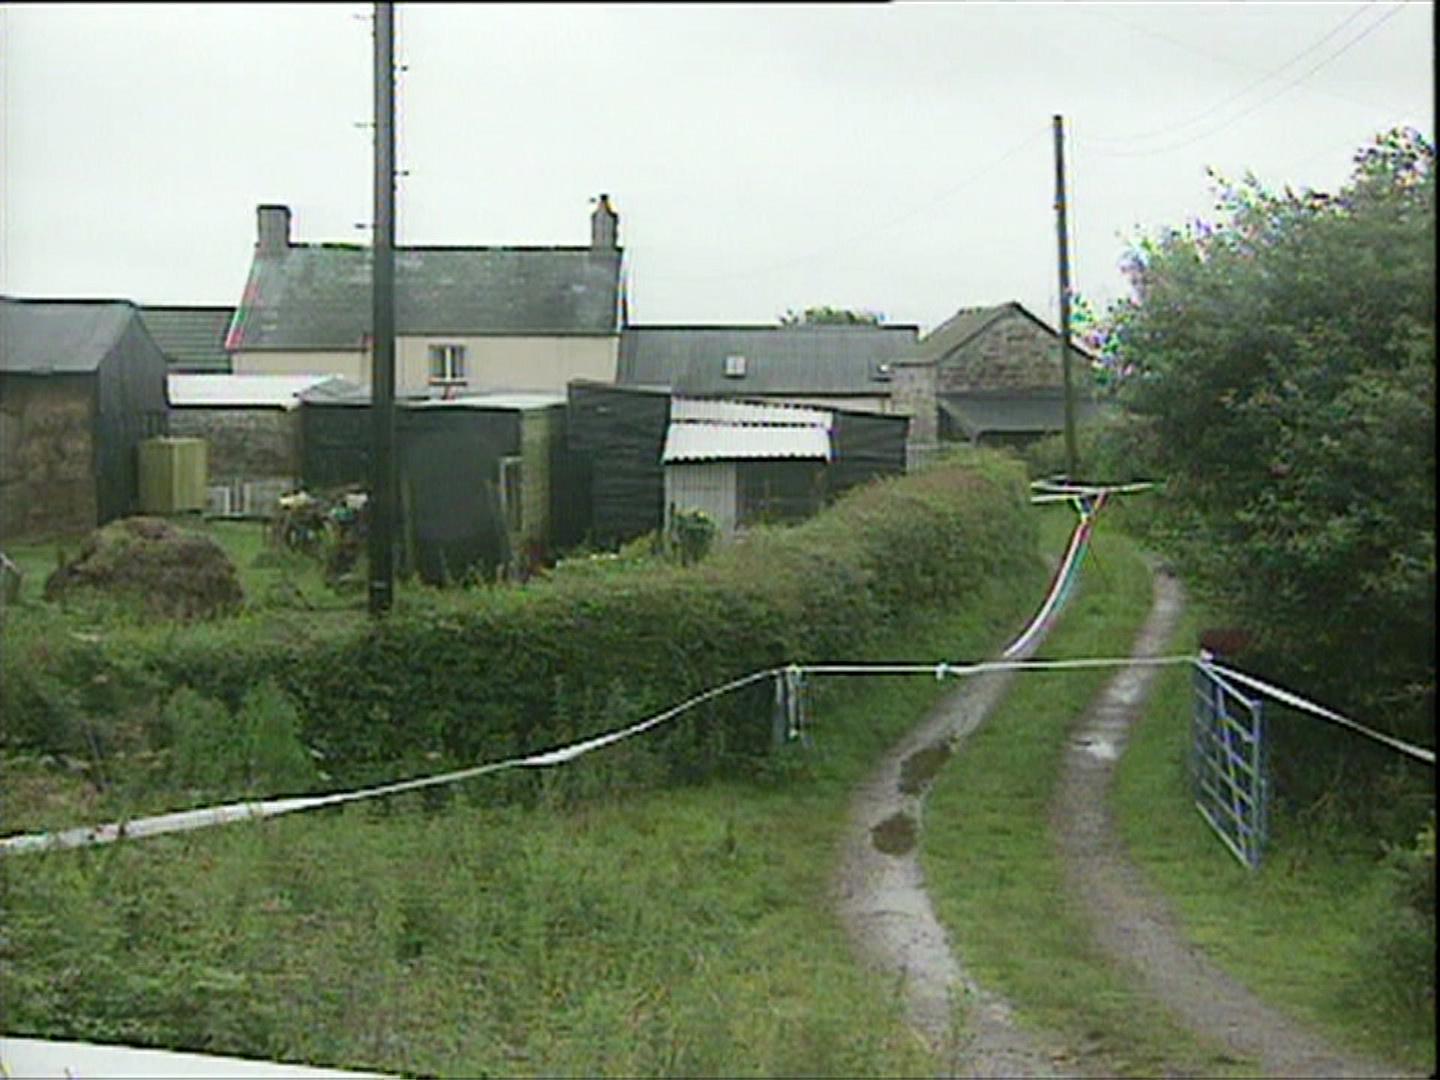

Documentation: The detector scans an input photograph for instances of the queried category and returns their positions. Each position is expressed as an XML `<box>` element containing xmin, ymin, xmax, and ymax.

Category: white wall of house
<box><xmin>665</xmin><ymin>460</ymin><xmax>737</xmax><ymax>537</ymax></box>
<box><xmin>232</xmin><ymin>336</ymin><xmax>618</xmax><ymax>395</ymax></box>
<box><xmin>398</xmin><ymin>335</ymin><xmax>619</xmax><ymax>396</ymax></box>
<box><xmin>232</xmin><ymin>349</ymin><xmax>370</xmax><ymax>385</ymax></box>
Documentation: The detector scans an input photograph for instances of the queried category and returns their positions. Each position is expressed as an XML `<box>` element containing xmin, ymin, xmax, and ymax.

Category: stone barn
<box><xmin>892</xmin><ymin>302</ymin><xmax>1110</xmax><ymax>458</ymax></box>
<box><xmin>0</xmin><ymin>298</ymin><xmax>169</xmax><ymax>541</ymax></box>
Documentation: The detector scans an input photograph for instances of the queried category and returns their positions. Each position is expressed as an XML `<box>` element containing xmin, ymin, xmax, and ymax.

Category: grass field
<box><xmin>0</xmin><ymin>525</ymin><xmax>1048</xmax><ymax>1077</ymax></box>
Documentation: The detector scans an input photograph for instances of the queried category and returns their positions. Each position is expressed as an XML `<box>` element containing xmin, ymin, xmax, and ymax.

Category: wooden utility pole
<box><xmin>1053</xmin><ymin>113</ymin><xmax>1079</xmax><ymax>480</ymax></box>
<box><xmin>368</xmin><ymin>0</ymin><xmax>397</xmax><ymax>616</ymax></box>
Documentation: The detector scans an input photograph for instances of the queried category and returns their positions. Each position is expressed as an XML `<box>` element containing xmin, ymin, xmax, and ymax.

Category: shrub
<box><xmin>2</xmin><ymin>453</ymin><xmax>1039</xmax><ymax>798</ymax></box>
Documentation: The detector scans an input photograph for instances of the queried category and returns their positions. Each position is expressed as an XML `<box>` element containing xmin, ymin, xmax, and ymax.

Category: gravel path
<box><xmin>833</xmin><ymin>556</ymin><xmax>1417</xmax><ymax>1078</ymax></box>
<box><xmin>832</xmin><ymin>611</ymin><xmax>1072</xmax><ymax>1077</ymax></box>
<box><xmin>1053</xmin><ymin>566</ymin><xmax>1416</xmax><ymax>1078</ymax></box>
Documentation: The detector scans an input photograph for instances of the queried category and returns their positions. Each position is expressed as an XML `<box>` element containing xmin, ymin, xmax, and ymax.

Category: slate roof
<box><xmin>226</xmin><ymin>245</ymin><xmax>623</xmax><ymax>350</ymax></box>
<box><xmin>0</xmin><ymin>297</ymin><xmax>144</xmax><ymax>373</ymax></box>
<box><xmin>916</xmin><ymin>301</ymin><xmax>1098</xmax><ymax>363</ymax></box>
<box><xmin>939</xmin><ymin>391</ymin><xmax>1109</xmax><ymax>439</ymax></box>
<box><xmin>139</xmin><ymin>306</ymin><xmax>235</xmax><ymax>371</ymax></box>
<box><xmin>618</xmin><ymin>324</ymin><xmax>920</xmax><ymax>396</ymax></box>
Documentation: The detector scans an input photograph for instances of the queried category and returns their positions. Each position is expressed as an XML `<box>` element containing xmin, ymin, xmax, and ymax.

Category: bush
<box><xmin>1356</xmin><ymin>814</ymin><xmax>1436</xmax><ymax>1013</ymax></box>
<box><xmin>2</xmin><ymin>453</ymin><xmax>1039</xmax><ymax>798</ymax></box>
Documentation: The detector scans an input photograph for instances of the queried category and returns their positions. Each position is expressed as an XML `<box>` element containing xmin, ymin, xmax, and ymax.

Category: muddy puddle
<box><xmin>870</xmin><ymin>811</ymin><xmax>917</xmax><ymax>854</ymax></box>
<box><xmin>898</xmin><ymin>740</ymin><xmax>953</xmax><ymax>795</ymax></box>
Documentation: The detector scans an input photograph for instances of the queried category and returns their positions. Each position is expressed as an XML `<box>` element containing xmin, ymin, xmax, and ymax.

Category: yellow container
<box><xmin>138</xmin><ymin>437</ymin><xmax>208</xmax><ymax>513</ymax></box>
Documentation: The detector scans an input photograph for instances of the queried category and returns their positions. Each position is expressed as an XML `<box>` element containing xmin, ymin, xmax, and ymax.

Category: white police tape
<box><xmin>1004</xmin><ymin>493</ymin><xmax>1100</xmax><ymax>658</ymax></box>
<box><xmin>0</xmin><ymin>668</ymin><xmax>779</xmax><ymax>857</ymax></box>
<box><xmin>0</xmin><ymin>1035</ymin><xmax>386</xmax><ymax>1079</ymax></box>
<box><xmin>1197</xmin><ymin>658</ymin><xmax>1436</xmax><ymax>766</ymax></box>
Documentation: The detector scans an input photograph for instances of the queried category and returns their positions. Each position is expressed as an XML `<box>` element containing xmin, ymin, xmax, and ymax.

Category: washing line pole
<box><xmin>368</xmin><ymin>0</ymin><xmax>397</xmax><ymax>617</ymax></box>
<box><xmin>1053</xmin><ymin>113</ymin><xmax>1079</xmax><ymax>480</ymax></box>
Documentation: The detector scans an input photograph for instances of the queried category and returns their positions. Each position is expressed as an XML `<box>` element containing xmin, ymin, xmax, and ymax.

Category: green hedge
<box><xmin>1</xmin><ymin>452</ymin><xmax>1038</xmax><ymax>796</ymax></box>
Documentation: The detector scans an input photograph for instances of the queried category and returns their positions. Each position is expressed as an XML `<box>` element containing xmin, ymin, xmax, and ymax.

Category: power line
<box><xmin>1084</xmin><ymin>5</ymin><xmax>1374</xmax><ymax>147</ymax></box>
<box><xmin>1078</xmin><ymin>4</ymin><xmax>1410</xmax><ymax>161</ymax></box>
<box><xmin>640</xmin><ymin>122</ymin><xmax>1051</xmax><ymax>285</ymax></box>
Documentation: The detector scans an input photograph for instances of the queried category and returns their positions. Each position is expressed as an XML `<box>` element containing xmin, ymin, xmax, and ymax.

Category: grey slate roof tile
<box><xmin>227</xmin><ymin>246</ymin><xmax>623</xmax><ymax>350</ymax></box>
<box><xmin>139</xmin><ymin>306</ymin><xmax>234</xmax><ymax>371</ymax></box>
<box><xmin>1</xmin><ymin>297</ymin><xmax>139</xmax><ymax>373</ymax></box>
<box><xmin>617</xmin><ymin>324</ymin><xmax>920</xmax><ymax>396</ymax></box>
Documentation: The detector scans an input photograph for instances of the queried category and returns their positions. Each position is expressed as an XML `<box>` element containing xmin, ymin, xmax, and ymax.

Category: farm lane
<box><xmin>832</xmin><ymin>568</ymin><xmax>1072</xmax><ymax>1076</ymax></box>
<box><xmin>1053</xmin><ymin>567</ymin><xmax>1417</xmax><ymax>1079</ymax></box>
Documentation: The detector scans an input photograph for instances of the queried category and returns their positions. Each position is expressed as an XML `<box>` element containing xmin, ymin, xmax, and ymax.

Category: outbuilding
<box><xmin>0</xmin><ymin>298</ymin><xmax>169</xmax><ymax>540</ymax></box>
<box><xmin>167</xmin><ymin>372</ymin><xmax>356</xmax><ymax>517</ymax></box>
<box><xmin>297</xmin><ymin>388</ymin><xmax>577</xmax><ymax>582</ymax></box>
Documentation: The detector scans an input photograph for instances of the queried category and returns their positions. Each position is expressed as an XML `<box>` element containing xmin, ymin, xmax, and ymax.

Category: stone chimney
<box><xmin>591</xmin><ymin>193</ymin><xmax>618</xmax><ymax>250</ymax></box>
<box><xmin>257</xmin><ymin>204</ymin><xmax>292</xmax><ymax>255</ymax></box>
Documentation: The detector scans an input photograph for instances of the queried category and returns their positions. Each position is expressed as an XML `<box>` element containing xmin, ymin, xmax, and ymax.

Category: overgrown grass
<box><xmin>1114</xmin><ymin>597</ymin><xmax>1438</xmax><ymax>1074</ymax></box>
<box><xmin>921</xmin><ymin>509</ymin><xmax>1257</xmax><ymax>1077</ymax></box>
<box><xmin>0</xmin><ymin>514</ymin><xmax>1048</xmax><ymax>1077</ymax></box>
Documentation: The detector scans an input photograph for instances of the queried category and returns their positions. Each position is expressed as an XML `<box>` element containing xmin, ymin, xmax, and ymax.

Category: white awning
<box><xmin>168</xmin><ymin>374</ymin><xmax>343</xmax><ymax>410</ymax></box>
<box><xmin>662</xmin><ymin>422</ymin><xmax>832</xmax><ymax>463</ymax></box>
<box><xmin>670</xmin><ymin>397</ymin><xmax>832</xmax><ymax>430</ymax></box>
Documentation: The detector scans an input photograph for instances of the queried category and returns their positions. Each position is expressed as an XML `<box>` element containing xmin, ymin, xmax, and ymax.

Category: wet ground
<box><xmin>832</xmin><ymin>563</ymin><xmax>1416</xmax><ymax>1078</ymax></box>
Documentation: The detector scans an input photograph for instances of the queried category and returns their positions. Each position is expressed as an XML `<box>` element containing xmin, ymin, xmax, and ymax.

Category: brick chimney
<box><xmin>591</xmin><ymin>194</ymin><xmax>618</xmax><ymax>250</ymax></box>
<box><xmin>257</xmin><ymin>204</ymin><xmax>292</xmax><ymax>255</ymax></box>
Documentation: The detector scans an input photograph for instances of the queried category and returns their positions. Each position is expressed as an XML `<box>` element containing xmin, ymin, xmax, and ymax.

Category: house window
<box><xmin>428</xmin><ymin>343</ymin><xmax>467</xmax><ymax>385</ymax></box>
<box><xmin>723</xmin><ymin>354</ymin><xmax>747</xmax><ymax>378</ymax></box>
<box><xmin>498</xmin><ymin>456</ymin><xmax>523</xmax><ymax>534</ymax></box>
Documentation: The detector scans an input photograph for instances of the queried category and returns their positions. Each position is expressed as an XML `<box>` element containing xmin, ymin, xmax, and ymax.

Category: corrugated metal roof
<box><xmin>670</xmin><ymin>396</ymin><xmax>832</xmax><ymax>429</ymax></box>
<box><xmin>168</xmin><ymin>373</ymin><xmax>348</xmax><ymax>409</ymax></box>
<box><xmin>227</xmin><ymin>246</ymin><xmax>623</xmax><ymax>350</ymax></box>
<box><xmin>407</xmin><ymin>391</ymin><xmax>567</xmax><ymax>411</ymax></box>
<box><xmin>139</xmin><ymin>306</ymin><xmax>234</xmax><ymax>371</ymax></box>
<box><xmin>662</xmin><ymin>422</ymin><xmax>832</xmax><ymax>463</ymax></box>
<box><xmin>0</xmin><ymin>298</ymin><xmax>140</xmax><ymax>373</ymax></box>
<box><xmin>619</xmin><ymin>324</ymin><xmax>919</xmax><ymax>395</ymax></box>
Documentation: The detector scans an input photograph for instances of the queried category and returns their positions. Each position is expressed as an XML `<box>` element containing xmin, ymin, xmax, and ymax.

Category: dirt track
<box><xmin>832</xmin><ymin>561</ymin><xmax>1415</xmax><ymax>1078</ymax></box>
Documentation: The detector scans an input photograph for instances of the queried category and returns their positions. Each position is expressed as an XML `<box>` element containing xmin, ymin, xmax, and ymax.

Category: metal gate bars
<box><xmin>1191</xmin><ymin>661</ymin><xmax>1269</xmax><ymax>869</ymax></box>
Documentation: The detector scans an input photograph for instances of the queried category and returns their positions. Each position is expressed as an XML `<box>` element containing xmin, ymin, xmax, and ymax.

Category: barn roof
<box><xmin>139</xmin><ymin>306</ymin><xmax>235</xmax><ymax>371</ymax></box>
<box><xmin>0</xmin><ymin>297</ymin><xmax>145</xmax><ymax>373</ymax></box>
<box><xmin>167</xmin><ymin>373</ymin><xmax>350</xmax><ymax>409</ymax></box>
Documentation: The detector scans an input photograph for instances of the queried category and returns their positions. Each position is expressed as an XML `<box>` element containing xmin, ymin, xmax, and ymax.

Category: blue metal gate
<box><xmin>1191</xmin><ymin>661</ymin><xmax>1269</xmax><ymax>869</ymax></box>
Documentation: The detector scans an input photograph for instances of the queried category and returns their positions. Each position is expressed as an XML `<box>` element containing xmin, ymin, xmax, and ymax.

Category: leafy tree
<box><xmin>1105</xmin><ymin>127</ymin><xmax>1435</xmax><ymax>826</ymax></box>
<box><xmin>778</xmin><ymin>305</ymin><xmax>884</xmax><ymax>326</ymax></box>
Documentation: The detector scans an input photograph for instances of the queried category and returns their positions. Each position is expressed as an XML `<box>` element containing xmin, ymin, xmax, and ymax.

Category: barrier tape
<box><xmin>0</xmin><ymin>668</ymin><xmax>779</xmax><ymax>857</ymax></box>
<box><xmin>1003</xmin><ymin>491</ymin><xmax>1104</xmax><ymax>658</ymax></box>
<box><xmin>1198</xmin><ymin>659</ymin><xmax>1435</xmax><ymax>766</ymax></box>
<box><xmin>7</xmin><ymin>482</ymin><xmax>1428</xmax><ymax>858</ymax></box>
<box><xmin>0</xmin><ymin>1035</ymin><xmax>385</xmax><ymax>1079</ymax></box>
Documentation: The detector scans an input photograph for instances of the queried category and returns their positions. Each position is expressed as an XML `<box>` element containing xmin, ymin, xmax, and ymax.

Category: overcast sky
<box><xmin>1</xmin><ymin>2</ymin><xmax>1433</xmax><ymax>334</ymax></box>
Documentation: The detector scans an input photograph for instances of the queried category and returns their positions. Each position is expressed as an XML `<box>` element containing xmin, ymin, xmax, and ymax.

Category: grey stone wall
<box><xmin>0</xmin><ymin>376</ymin><xmax>98</xmax><ymax>541</ymax></box>
<box><xmin>168</xmin><ymin>408</ymin><xmax>300</xmax><ymax>484</ymax></box>
<box><xmin>890</xmin><ymin>360</ymin><xmax>938</xmax><ymax>468</ymax></box>
<box><xmin>937</xmin><ymin>310</ymin><xmax>1090</xmax><ymax>394</ymax></box>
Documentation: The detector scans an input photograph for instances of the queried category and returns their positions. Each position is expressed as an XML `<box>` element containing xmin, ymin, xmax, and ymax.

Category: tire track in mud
<box><xmin>1053</xmin><ymin>567</ymin><xmax>1416</xmax><ymax>1078</ymax></box>
<box><xmin>833</xmin><ymin>556</ymin><xmax>1415</xmax><ymax>1078</ymax></box>
<box><xmin>832</xmin><ymin>619</ymin><xmax>1071</xmax><ymax>1078</ymax></box>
